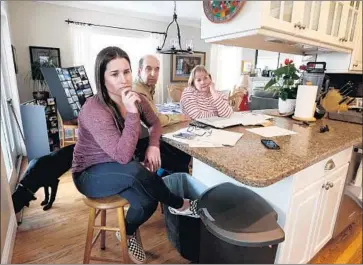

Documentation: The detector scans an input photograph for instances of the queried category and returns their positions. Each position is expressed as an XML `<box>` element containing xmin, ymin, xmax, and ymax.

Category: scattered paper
<box><xmin>246</xmin><ymin>126</ymin><xmax>297</xmax><ymax>137</ymax></box>
<box><xmin>196</xmin><ymin>112</ymin><xmax>273</xmax><ymax>128</ymax></box>
<box><xmin>162</xmin><ymin>128</ymin><xmax>243</xmax><ymax>147</ymax></box>
<box><xmin>155</xmin><ymin>103</ymin><xmax>182</xmax><ymax>114</ymax></box>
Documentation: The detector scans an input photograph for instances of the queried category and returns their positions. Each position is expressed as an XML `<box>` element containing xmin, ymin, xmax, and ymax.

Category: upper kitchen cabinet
<box><xmin>201</xmin><ymin>1</ymin><xmax>361</xmax><ymax>55</ymax></box>
<box><xmin>317</xmin><ymin>4</ymin><xmax>362</xmax><ymax>73</ymax></box>
<box><xmin>262</xmin><ymin>1</ymin><xmax>325</xmax><ymax>41</ymax></box>
<box><xmin>349</xmin><ymin>6</ymin><xmax>362</xmax><ymax>72</ymax></box>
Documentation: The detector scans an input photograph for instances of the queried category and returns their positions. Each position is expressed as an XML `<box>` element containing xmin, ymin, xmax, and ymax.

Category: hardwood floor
<box><xmin>11</xmin><ymin>171</ymin><xmax>362</xmax><ymax>264</ymax></box>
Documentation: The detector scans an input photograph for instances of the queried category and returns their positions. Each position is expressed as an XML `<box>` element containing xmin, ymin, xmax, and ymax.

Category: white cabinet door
<box><xmin>310</xmin><ymin>163</ymin><xmax>349</xmax><ymax>257</ymax></box>
<box><xmin>261</xmin><ymin>1</ymin><xmax>301</xmax><ymax>35</ymax></box>
<box><xmin>279</xmin><ymin>179</ymin><xmax>323</xmax><ymax>264</ymax></box>
<box><xmin>321</xmin><ymin>1</ymin><xmax>346</xmax><ymax>48</ymax></box>
<box><xmin>349</xmin><ymin>4</ymin><xmax>362</xmax><ymax>71</ymax></box>
<box><xmin>294</xmin><ymin>1</ymin><xmax>324</xmax><ymax>41</ymax></box>
<box><xmin>337</xmin><ymin>2</ymin><xmax>356</xmax><ymax>49</ymax></box>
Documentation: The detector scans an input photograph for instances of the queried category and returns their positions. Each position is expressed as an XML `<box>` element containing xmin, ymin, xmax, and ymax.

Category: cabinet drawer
<box><xmin>292</xmin><ymin>147</ymin><xmax>352</xmax><ymax>193</ymax></box>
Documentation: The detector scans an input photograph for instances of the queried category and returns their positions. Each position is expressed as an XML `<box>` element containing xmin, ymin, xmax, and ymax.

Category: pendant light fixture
<box><xmin>156</xmin><ymin>1</ymin><xmax>193</xmax><ymax>54</ymax></box>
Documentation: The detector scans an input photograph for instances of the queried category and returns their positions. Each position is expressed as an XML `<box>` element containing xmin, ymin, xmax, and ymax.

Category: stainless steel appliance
<box><xmin>333</xmin><ymin>144</ymin><xmax>362</xmax><ymax>238</ymax></box>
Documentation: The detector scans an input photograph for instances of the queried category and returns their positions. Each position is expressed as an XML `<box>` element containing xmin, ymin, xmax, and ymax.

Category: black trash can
<box><xmin>198</xmin><ymin>182</ymin><xmax>285</xmax><ymax>264</ymax></box>
<box><xmin>163</xmin><ymin>173</ymin><xmax>207</xmax><ymax>262</ymax></box>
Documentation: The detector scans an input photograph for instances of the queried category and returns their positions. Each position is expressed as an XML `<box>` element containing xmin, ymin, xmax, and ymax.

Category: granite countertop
<box><xmin>162</xmin><ymin>113</ymin><xmax>362</xmax><ymax>187</ymax></box>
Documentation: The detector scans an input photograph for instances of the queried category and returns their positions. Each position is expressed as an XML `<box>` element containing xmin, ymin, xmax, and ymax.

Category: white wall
<box><xmin>8</xmin><ymin>1</ymin><xmax>211</xmax><ymax>103</ymax></box>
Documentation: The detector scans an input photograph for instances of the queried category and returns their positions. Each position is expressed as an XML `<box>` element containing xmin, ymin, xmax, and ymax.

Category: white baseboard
<box><xmin>1</xmin><ymin>213</ymin><xmax>17</xmax><ymax>264</ymax></box>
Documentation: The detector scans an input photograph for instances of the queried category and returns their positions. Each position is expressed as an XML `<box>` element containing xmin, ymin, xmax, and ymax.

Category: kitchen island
<box><xmin>162</xmin><ymin>114</ymin><xmax>362</xmax><ymax>264</ymax></box>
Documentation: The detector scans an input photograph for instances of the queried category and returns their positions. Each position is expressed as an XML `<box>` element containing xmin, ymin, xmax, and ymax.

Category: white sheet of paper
<box><xmin>162</xmin><ymin>128</ymin><xmax>243</xmax><ymax>147</ymax></box>
<box><xmin>246</xmin><ymin>126</ymin><xmax>297</xmax><ymax>137</ymax></box>
<box><xmin>196</xmin><ymin>112</ymin><xmax>273</xmax><ymax>128</ymax></box>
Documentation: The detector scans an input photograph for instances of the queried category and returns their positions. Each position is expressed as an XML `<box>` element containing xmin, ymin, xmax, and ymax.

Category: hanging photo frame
<box><xmin>29</xmin><ymin>46</ymin><xmax>61</xmax><ymax>80</ymax></box>
<box><xmin>170</xmin><ymin>51</ymin><xmax>206</xmax><ymax>82</ymax></box>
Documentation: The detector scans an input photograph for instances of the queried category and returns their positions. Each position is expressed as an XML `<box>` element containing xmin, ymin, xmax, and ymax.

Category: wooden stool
<box><xmin>82</xmin><ymin>195</ymin><xmax>142</xmax><ymax>264</ymax></box>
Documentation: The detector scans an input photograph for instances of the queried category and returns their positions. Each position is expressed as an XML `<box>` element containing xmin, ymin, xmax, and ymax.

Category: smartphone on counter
<box><xmin>261</xmin><ymin>139</ymin><xmax>280</xmax><ymax>150</ymax></box>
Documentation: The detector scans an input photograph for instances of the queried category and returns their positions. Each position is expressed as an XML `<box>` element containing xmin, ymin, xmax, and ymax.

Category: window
<box><xmin>1</xmin><ymin>7</ymin><xmax>23</xmax><ymax>181</ymax></box>
<box><xmin>70</xmin><ymin>25</ymin><xmax>163</xmax><ymax>102</ymax></box>
<box><xmin>256</xmin><ymin>50</ymin><xmax>279</xmax><ymax>70</ymax></box>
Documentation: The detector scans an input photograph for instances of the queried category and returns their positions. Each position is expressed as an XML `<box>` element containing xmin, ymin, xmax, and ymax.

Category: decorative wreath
<box><xmin>203</xmin><ymin>0</ymin><xmax>246</xmax><ymax>23</ymax></box>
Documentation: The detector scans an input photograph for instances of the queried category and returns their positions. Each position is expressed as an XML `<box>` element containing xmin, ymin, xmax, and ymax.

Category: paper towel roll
<box><xmin>294</xmin><ymin>85</ymin><xmax>318</xmax><ymax>119</ymax></box>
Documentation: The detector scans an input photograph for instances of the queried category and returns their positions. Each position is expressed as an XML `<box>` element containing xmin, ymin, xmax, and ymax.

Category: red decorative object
<box><xmin>204</xmin><ymin>0</ymin><xmax>246</xmax><ymax>23</ymax></box>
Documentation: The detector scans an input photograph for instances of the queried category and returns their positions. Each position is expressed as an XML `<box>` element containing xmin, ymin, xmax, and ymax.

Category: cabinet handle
<box><xmin>301</xmin><ymin>24</ymin><xmax>306</xmax><ymax>30</ymax></box>
<box><xmin>325</xmin><ymin>159</ymin><xmax>336</xmax><ymax>170</ymax></box>
<box><xmin>294</xmin><ymin>22</ymin><xmax>301</xmax><ymax>28</ymax></box>
<box><xmin>328</xmin><ymin>182</ymin><xmax>334</xmax><ymax>188</ymax></box>
<box><xmin>322</xmin><ymin>183</ymin><xmax>330</xmax><ymax>190</ymax></box>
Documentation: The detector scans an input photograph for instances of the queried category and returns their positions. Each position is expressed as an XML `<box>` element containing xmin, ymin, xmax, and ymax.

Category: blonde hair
<box><xmin>188</xmin><ymin>65</ymin><xmax>209</xmax><ymax>88</ymax></box>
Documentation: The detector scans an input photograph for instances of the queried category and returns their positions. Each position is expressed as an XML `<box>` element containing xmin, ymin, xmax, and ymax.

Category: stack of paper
<box><xmin>196</xmin><ymin>112</ymin><xmax>273</xmax><ymax>128</ymax></box>
<box><xmin>163</xmin><ymin>128</ymin><xmax>243</xmax><ymax>147</ymax></box>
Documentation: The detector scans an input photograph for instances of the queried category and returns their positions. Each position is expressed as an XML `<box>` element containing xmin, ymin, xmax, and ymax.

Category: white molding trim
<box><xmin>39</xmin><ymin>1</ymin><xmax>201</xmax><ymax>28</ymax></box>
<box><xmin>1</xmin><ymin>213</ymin><xmax>17</xmax><ymax>264</ymax></box>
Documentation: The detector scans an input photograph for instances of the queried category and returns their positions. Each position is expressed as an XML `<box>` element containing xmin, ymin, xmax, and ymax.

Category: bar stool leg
<box><xmin>100</xmin><ymin>210</ymin><xmax>106</xmax><ymax>250</ymax></box>
<box><xmin>117</xmin><ymin>207</ymin><xmax>129</xmax><ymax>263</ymax></box>
<box><xmin>83</xmin><ymin>208</ymin><xmax>96</xmax><ymax>264</ymax></box>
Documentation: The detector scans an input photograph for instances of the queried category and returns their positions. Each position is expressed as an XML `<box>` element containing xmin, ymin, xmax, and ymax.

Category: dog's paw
<box><xmin>43</xmin><ymin>204</ymin><xmax>53</xmax><ymax>211</ymax></box>
<box><xmin>40</xmin><ymin>200</ymin><xmax>48</xmax><ymax>206</ymax></box>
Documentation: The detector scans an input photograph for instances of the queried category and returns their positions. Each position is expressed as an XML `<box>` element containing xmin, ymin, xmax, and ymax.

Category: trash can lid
<box><xmin>198</xmin><ymin>182</ymin><xmax>285</xmax><ymax>247</ymax></box>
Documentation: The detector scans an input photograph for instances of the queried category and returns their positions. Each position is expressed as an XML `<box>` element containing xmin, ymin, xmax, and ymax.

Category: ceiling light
<box><xmin>156</xmin><ymin>1</ymin><xmax>193</xmax><ymax>54</ymax></box>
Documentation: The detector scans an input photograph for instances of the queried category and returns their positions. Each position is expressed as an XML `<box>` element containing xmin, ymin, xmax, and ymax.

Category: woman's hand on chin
<box><xmin>121</xmin><ymin>88</ymin><xmax>140</xmax><ymax>113</ymax></box>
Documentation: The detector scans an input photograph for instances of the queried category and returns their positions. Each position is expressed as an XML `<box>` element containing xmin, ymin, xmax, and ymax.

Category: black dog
<box><xmin>12</xmin><ymin>144</ymin><xmax>75</xmax><ymax>213</ymax></box>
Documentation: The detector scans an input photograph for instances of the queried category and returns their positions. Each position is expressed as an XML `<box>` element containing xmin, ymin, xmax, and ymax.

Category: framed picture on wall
<box><xmin>29</xmin><ymin>46</ymin><xmax>61</xmax><ymax>80</ymax></box>
<box><xmin>171</xmin><ymin>51</ymin><xmax>206</xmax><ymax>82</ymax></box>
<box><xmin>241</xmin><ymin>60</ymin><xmax>252</xmax><ymax>73</ymax></box>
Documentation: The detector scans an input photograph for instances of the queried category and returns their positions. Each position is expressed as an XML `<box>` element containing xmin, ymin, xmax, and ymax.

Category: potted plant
<box><xmin>25</xmin><ymin>56</ymin><xmax>58</xmax><ymax>100</ymax></box>
<box><xmin>264</xmin><ymin>59</ymin><xmax>301</xmax><ymax>114</ymax></box>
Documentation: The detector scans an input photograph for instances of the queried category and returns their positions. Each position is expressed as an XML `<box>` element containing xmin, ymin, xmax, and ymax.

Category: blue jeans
<box><xmin>73</xmin><ymin>161</ymin><xmax>184</xmax><ymax>235</ymax></box>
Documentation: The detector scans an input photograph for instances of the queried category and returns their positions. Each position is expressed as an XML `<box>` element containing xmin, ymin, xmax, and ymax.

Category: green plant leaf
<box><xmin>264</xmin><ymin>77</ymin><xmax>277</xmax><ymax>90</ymax></box>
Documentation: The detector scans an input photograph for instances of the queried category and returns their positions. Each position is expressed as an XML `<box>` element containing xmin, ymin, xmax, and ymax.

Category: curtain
<box><xmin>69</xmin><ymin>24</ymin><xmax>95</xmax><ymax>93</ymax></box>
<box><xmin>149</xmin><ymin>33</ymin><xmax>164</xmax><ymax>104</ymax></box>
<box><xmin>69</xmin><ymin>25</ymin><xmax>165</xmax><ymax>103</ymax></box>
<box><xmin>210</xmin><ymin>44</ymin><xmax>243</xmax><ymax>92</ymax></box>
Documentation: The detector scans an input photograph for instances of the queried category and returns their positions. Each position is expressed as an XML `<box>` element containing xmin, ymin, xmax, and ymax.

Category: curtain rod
<box><xmin>65</xmin><ymin>19</ymin><xmax>166</xmax><ymax>36</ymax></box>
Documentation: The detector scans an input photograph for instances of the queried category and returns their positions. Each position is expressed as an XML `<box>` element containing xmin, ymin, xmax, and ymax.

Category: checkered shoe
<box><xmin>168</xmin><ymin>199</ymin><xmax>199</xmax><ymax>218</ymax></box>
<box><xmin>127</xmin><ymin>234</ymin><xmax>146</xmax><ymax>264</ymax></box>
<box><xmin>115</xmin><ymin>232</ymin><xmax>146</xmax><ymax>263</ymax></box>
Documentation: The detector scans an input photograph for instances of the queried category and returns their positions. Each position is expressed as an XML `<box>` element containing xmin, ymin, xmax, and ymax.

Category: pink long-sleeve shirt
<box><xmin>180</xmin><ymin>87</ymin><xmax>233</xmax><ymax>119</ymax></box>
<box><xmin>72</xmin><ymin>95</ymin><xmax>161</xmax><ymax>173</ymax></box>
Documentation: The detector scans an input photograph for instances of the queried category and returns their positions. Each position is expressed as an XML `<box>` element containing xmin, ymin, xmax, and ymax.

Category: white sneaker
<box><xmin>168</xmin><ymin>199</ymin><xmax>199</xmax><ymax>218</ymax></box>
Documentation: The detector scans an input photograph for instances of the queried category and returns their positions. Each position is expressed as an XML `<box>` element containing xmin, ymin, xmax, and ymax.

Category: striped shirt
<box><xmin>180</xmin><ymin>87</ymin><xmax>233</xmax><ymax>119</ymax></box>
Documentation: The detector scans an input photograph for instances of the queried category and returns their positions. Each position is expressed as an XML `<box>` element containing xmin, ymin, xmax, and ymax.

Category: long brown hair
<box><xmin>94</xmin><ymin>46</ymin><xmax>132</xmax><ymax>131</ymax></box>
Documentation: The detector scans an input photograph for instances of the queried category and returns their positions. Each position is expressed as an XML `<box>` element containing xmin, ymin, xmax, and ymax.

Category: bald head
<box><xmin>138</xmin><ymin>55</ymin><xmax>160</xmax><ymax>87</ymax></box>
